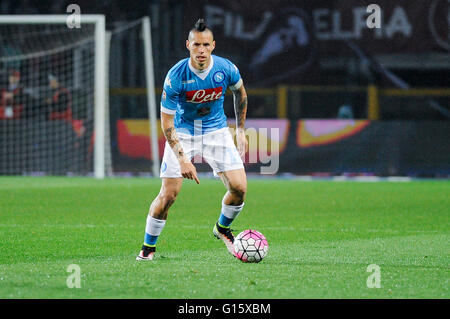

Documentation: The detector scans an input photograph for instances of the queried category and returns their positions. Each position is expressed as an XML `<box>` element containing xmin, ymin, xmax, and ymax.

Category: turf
<box><xmin>0</xmin><ymin>177</ymin><xmax>448</xmax><ymax>298</ymax></box>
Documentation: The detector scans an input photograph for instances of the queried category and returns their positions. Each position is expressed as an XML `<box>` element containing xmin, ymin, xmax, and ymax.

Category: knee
<box><xmin>159</xmin><ymin>189</ymin><xmax>178</xmax><ymax>208</ymax></box>
<box><xmin>230</xmin><ymin>184</ymin><xmax>247</xmax><ymax>201</ymax></box>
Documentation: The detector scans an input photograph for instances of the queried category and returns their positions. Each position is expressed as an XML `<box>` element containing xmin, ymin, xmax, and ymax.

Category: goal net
<box><xmin>0</xmin><ymin>15</ymin><xmax>159</xmax><ymax>178</ymax></box>
<box><xmin>0</xmin><ymin>15</ymin><xmax>107</xmax><ymax>177</ymax></box>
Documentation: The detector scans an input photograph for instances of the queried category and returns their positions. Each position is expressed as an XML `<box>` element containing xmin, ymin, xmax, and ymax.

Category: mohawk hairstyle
<box><xmin>188</xmin><ymin>18</ymin><xmax>213</xmax><ymax>40</ymax></box>
<box><xmin>194</xmin><ymin>18</ymin><xmax>207</xmax><ymax>32</ymax></box>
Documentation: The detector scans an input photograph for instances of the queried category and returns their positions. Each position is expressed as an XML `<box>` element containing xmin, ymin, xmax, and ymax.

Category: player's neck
<box><xmin>190</xmin><ymin>56</ymin><xmax>212</xmax><ymax>73</ymax></box>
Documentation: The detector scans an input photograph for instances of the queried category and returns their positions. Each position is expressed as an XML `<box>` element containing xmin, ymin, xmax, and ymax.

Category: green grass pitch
<box><xmin>0</xmin><ymin>177</ymin><xmax>448</xmax><ymax>299</ymax></box>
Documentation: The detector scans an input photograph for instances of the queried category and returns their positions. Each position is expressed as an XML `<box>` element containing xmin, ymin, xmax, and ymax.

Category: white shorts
<box><xmin>160</xmin><ymin>127</ymin><xmax>244</xmax><ymax>178</ymax></box>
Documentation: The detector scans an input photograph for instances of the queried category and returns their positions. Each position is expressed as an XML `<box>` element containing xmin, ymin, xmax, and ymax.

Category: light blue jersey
<box><xmin>161</xmin><ymin>55</ymin><xmax>242</xmax><ymax>135</ymax></box>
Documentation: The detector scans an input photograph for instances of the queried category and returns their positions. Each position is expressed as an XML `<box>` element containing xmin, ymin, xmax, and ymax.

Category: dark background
<box><xmin>0</xmin><ymin>0</ymin><xmax>449</xmax><ymax>176</ymax></box>
<box><xmin>1</xmin><ymin>0</ymin><xmax>448</xmax><ymax>119</ymax></box>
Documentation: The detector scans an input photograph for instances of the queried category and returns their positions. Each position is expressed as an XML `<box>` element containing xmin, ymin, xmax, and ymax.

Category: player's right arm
<box><xmin>161</xmin><ymin>112</ymin><xmax>199</xmax><ymax>184</ymax></box>
<box><xmin>160</xmin><ymin>72</ymin><xmax>199</xmax><ymax>184</ymax></box>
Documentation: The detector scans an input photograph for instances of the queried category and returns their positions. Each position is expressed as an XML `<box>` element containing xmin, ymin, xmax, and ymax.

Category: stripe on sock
<box><xmin>218</xmin><ymin>201</ymin><xmax>244</xmax><ymax>228</ymax></box>
<box><xmin>143</xmin><ymin>216</ymin><xmax>166</xmax><ymax>247</ymax></box>
<box><xmin>144</xmin><ymin>233</ymin><xmax>158</xmax><ymax>246</ymax></box>
<box><xmin>218</xmin><ymin>214</ymin><xmax>233</xmax><ymax>228</ymax></box>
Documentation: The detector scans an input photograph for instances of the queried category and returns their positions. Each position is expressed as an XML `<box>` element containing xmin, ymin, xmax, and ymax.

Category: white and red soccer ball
<box><xmin>234</xmin><ymin>229</ymin><xmax>269</xmax><ymax>263</ymax></box>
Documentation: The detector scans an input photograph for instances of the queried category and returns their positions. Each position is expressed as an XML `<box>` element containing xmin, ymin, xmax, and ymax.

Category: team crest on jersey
<box><xmin>213</xmin><ymin>71</ymin><xmax>225</xmax><ymax>84</ymax></box>
<box><xmin>161</xmin><ymin>162</ymin><xmax>167</xmax><ymax>173</ymax></box>
<box><xmin>186</xmin><ymin>87</ymin><xmax>222</xmax><ymax>104</ymax></box>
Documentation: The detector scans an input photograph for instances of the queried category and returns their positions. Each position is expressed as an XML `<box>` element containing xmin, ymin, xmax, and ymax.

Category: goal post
<box><xmin>93</xmin><ymin>15</ymin><xmax>106</xmax><ymax>179</ymax></box>
<box><xmin>142</xmin><ymin>16</ymin><xmax>160</xmax><ymax>178</ymax></box>
<box><xmin>107</xmin><ymin>17</ymin><xmax>160</xmax><ymax>176</ymax></box>
<box><xmin>0</xmin><ymin>14</ymin><xmax>107</xmax><ymax>178</ymax></box>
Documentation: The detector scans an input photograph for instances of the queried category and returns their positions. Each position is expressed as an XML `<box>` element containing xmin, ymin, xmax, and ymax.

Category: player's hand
<box><xmin>179</xmin><ymin>160</ymin><xmax>200</xmax><ymax>184</ymax></box>
<box><xmin>236</xmin><ymin>129</ymin><xmax>248</xmax><ymax>159</ymax></box>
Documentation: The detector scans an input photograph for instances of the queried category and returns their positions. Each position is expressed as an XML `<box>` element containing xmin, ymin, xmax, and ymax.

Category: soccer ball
<box><xmin>234</xmin><ymin>229</ymin><xmax>269</xmax><ymax>263</ymax></box>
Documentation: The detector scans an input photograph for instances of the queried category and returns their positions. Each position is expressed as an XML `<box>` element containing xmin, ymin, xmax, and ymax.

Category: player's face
<box><xmin>186</xmin><ymin>31</ymin><xmax>215</xmax><ymax>70</ymax></box>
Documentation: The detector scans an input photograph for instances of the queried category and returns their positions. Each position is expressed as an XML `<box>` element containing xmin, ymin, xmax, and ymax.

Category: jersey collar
<box><xmin>188</xmin><ymin>55</ymin><xmax>214</xmax><ymax>80</ymax></box>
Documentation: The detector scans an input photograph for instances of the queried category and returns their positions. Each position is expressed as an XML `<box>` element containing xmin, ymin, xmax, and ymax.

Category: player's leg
<box><xmin>217</xmin><ymin>168</ymin><xmax>247</xmax><ymax>225</ymax></box>
<box><xmin>137</xmin><ymin>178</ymin><xmax>182</xmax><ymax>260</ymax></box>
<box><xmin>212</xmin><ymin>168</ymin><xmax>247</xmax><ymax>254</ymax></box>
<box><xmin>202</xmin><ymin>128</ymin><xmax>246</xmax><ymax>255</ymax></box>
<box><xmin>137</xmin><ymin>138</ymin><xmax>189</xmax><ymax>261</ymax></box>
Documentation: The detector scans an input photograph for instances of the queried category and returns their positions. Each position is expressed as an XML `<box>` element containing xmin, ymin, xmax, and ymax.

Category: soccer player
<box><xmin>136</xmin><ymin>19</ymin><xmax>248</xmax><ymax>260</ymax></box>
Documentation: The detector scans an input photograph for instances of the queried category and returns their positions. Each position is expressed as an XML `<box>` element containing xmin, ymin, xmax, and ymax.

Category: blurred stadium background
<box><xmin>0</xmin><ymin>0</ymin><xmax>449</xmax><ymax>178</ymax></box>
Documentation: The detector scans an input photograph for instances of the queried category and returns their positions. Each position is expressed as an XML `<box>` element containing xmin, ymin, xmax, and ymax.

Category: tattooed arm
<box><xmin>161</xmin><ymin>114</ymin><xmax>185</xmax><ymax>161</ymax></box>
<box><xmin>231</xmin><ymin>82</ymin><xmax>248</xmax><ymax>157</ymax></box>
<box><xmin>161</xmin><ymin>112</ymin><xmax>199</xmax><ymax>184</ymax></box>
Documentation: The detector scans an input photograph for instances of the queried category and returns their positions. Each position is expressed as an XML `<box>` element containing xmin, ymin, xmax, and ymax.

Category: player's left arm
<box><xmin>231</xmin><ymin>82</ymin><xmax>248</xmax><ymax>157</ymax></box>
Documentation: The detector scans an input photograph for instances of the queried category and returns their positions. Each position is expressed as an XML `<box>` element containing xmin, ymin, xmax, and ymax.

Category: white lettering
<box><xmin>66</xmin><ymin>4</ymin><xmax>81</xmax><ymax>29</ymax></box>
<box><xmin>192</xmin><ymin>90</ymin><xmax>205</xmax><ymax>102</ymax></box>
<box><xmin>366</xmin><ymin>4</ymin><xmax>382</xmax><ymax>29</ymax></box>
<box><xmin>366</xmin><ymin>264</ymin><xmax>381</xmax><ymax>288</ymax></box>
<box><xmin>188</xmin><ymin>90</ymin><xmax>222</xmax><ymax>103</ymax></box>
<box><xmin>259</xmin><ymin>128</ymin><xmax>280</xmax><ymax>175</ymax></box>
<box><xmin>178</xmin><ymin>303</ymin><xmax>212</xmax><ymax>316</ymax></box>
<box><xmin>66</xmin><ymin>264</ymin><xmax>81</xmax><ymax>288</ymax></box>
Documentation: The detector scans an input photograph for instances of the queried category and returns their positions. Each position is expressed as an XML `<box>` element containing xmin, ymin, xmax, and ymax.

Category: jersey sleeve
<box><xmin>160</xmin><ymin>73</ymin><xmax>179</xmax><ymax>115</ymax></box>
<box><xmin>227</xmin><ymin>61</ymin><xmax>243</xmax><ymax>91</ymax></box>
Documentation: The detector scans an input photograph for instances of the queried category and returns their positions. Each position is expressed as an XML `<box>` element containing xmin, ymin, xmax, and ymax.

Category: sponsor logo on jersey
<box><xmin>182</xmin><ymin>79</ymin><xmax>196</xmax><ymax>84</ymax></box>
<box><xmin>186</xmin><ymin>87</ymin><xmax>222</xmax><ymax>104</ymax></box>
<box><xmin>213</xmin><ymin>71</ymin><xmax>225</xmax><ymax>83</ymax></box>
